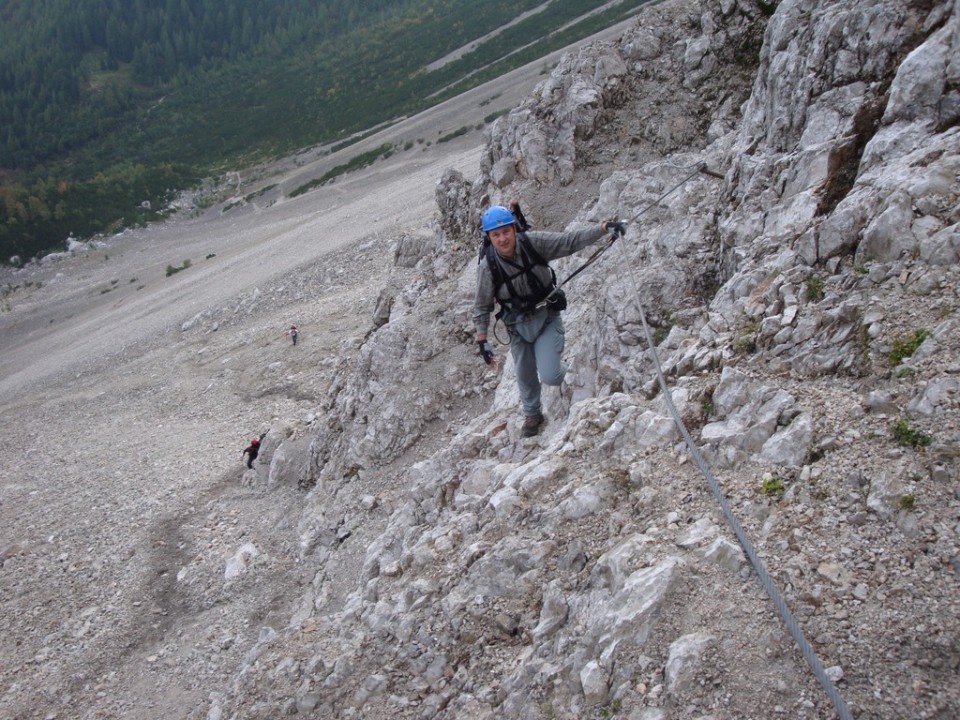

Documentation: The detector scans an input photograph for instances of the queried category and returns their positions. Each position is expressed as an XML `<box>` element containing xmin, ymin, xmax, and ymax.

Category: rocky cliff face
<box><xmin>217</xmin><ymin>1</ymin><xmax>960</xmax><ymax>718</ymax></box>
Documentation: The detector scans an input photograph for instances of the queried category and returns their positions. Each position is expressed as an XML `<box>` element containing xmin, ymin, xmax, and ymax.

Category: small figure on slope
<box><xmin>242</xmin><ymin>431</ymin><xmax>268</xmax><ymax>469</ymax></box>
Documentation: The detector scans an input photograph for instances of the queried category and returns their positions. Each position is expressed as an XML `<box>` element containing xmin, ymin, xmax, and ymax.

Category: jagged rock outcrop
<box><xmin>214</xmin><ymin>1</ymin><xmax>960</xmax><ymax>719</ymax></box>
<box><xmin>479</xmin><ymin>0</ymin><xmax>768</xmax><ymax>191</ymax></box>
<box><xmin>701</xmin><ymin>0</ymin><xmax>960</xmax><ymax>378</ymax></box>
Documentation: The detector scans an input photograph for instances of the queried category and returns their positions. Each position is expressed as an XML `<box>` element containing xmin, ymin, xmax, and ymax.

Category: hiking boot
<box><xmin>521</xmin><ymin>413</ymin><xmax>544</xmax><ymax>437</ymax></box>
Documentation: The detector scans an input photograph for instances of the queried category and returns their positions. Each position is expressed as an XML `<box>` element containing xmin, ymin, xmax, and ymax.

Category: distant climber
<box><xmin>242</xmin><ymin>432</ymin><xmax>268</xmax><ymax>469</ymax></box>
<box><xmin>289</xmin><ymin>325</ymin><xmax>299</xmax><ymax>346</ymax></box>
<box><xmin>473</xmin><ymin>204</ymin><xmax>625</xmax><ymax>437</ymax></box>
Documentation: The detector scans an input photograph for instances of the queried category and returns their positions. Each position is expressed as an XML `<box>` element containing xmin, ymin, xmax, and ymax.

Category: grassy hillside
<box><xmin>0</xmin><ymin>0</ymin><xmax>651</xmax><ymax>264</ymax></box>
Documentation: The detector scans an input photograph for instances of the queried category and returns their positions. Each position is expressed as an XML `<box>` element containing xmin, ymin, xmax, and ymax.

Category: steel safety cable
<box><xmin>609</xmin><ymin>229</ymin><xmax>854</xmax><ymax>720</ymax></box>
<box><xmin>546</xmin><ymin>162</ymin><xmax>710</xmax><ymax>301</ymax></box>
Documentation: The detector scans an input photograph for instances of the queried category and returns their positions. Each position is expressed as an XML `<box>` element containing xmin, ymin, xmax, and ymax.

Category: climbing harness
<box><xmin>480</xmin><ymin>227</ymin><xmax>561</xmax><ymax>344</ymax></box>
<box><xmin>482</xmin><ymin>234</ymin><xmax>558</xmax><ymax>316</ymax></box>
<box><xmin>610</xmin><ymin>164</ymin><xmax>854</xmax><ymax>720</ymax></box>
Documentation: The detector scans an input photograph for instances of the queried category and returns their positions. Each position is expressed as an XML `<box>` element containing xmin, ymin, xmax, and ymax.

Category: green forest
<box><xmin>0</xmin><ymin>0</ymin><xmax>651</xmax><ymax>263</ymax></box>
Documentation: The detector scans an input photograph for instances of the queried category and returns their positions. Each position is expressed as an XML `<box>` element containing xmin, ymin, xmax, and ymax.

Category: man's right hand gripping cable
<box><xmin>604</xmin><ymin>220</ymin><xmax>627</xmax><ymax>237</ymax></box>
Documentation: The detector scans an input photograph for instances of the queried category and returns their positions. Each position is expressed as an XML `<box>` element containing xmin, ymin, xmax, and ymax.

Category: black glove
<box><xmin>477</xmin><ymin>339</ymin><xmax>494</xmax><ymax>365</ymax></box>
<box><xmin>605</xmin><ymin>220</ymin><xmax>627</xmax><ymax>237</ymax></box>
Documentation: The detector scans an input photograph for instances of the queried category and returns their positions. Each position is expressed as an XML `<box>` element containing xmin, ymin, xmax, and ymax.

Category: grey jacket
<box><xmin>473</xmin><ymin>224</ymin><xmax>608</xmax><ymax>337</ymax></box>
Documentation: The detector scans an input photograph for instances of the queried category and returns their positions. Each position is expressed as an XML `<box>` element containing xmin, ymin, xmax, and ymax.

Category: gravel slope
<box><xmin>0</xmin><ymin>73</ymin><xmax>491</xmax><ymax>720</ymax></box>
<box><xmin>0</xmin><ymin>19</ymin><xmax>642</xmax><ymax>716</ymax></box>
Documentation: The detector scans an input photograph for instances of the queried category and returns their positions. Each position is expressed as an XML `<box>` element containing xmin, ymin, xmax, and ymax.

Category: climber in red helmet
<box><xmin>242</xmin><ymin>432</ymin><xmax>268</xmax><ymax>469</ymax></box>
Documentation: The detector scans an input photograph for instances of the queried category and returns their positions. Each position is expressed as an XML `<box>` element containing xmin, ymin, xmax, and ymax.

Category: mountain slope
<box><xmin>210</xmin><ymin>0</ymin><xmax>960</xmax><ymax>718</ymax></box>
<box><xmin>0</xmin><ymin>0</ymin><xmax>957</xmax><ymax>719</ymax></box>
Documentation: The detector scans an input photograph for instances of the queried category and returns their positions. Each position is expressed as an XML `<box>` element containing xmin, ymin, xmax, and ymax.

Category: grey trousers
<box><xmin>507</xmin><ymin>309</ymin><xmax>566</xmax><ymax>416</ymax></box>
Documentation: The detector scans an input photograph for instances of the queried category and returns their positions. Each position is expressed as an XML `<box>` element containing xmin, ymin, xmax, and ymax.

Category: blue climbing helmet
<box><xmin>481</xmin><ymin>205</ymin><xmax>516</xmax><ymax>233</ymax></box>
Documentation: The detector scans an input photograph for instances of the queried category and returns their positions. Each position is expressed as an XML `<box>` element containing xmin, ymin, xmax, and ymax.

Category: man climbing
<box><xmin>289</xmin><ymin>325</ymin><xmax>299</xmax><ymax>346</ymax></box>
<box><xmin>473</xmin><ymin>204</ymin><xmax>625</xmax><ymax>437</ymax></box>
<box><xmin>242</xmin><ymin>432</ymin><xmax>268</xmax><ymax>469</ymax></box>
